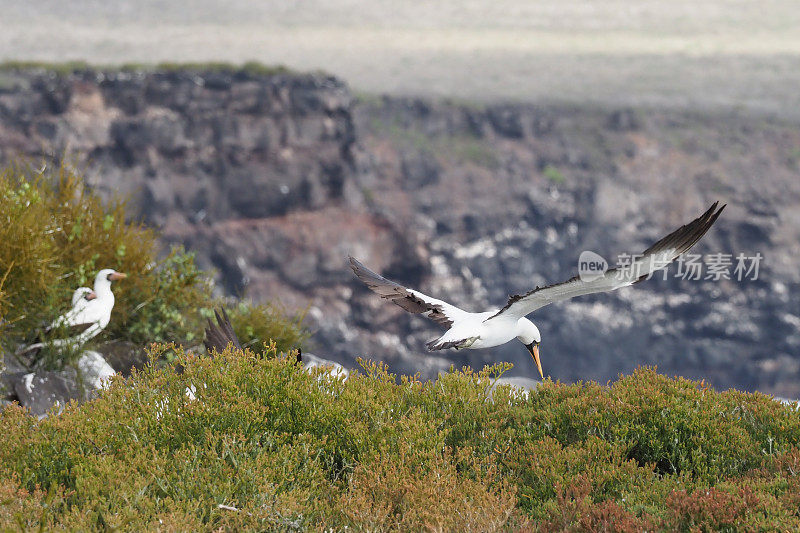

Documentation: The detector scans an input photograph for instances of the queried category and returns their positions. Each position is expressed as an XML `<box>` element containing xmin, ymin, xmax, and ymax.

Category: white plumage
<box><xmin>49</xmin><ymin>268</ymin><xmax>126</xmax><ymax>345</ymax></box>
<box><xmin>53</xmin><ymin>287</ymin><xmax>97</xmax><ymax>331</ymax></box>
<box><xmin>70</xmin><ymin>287</ymin><xmax>96</xmax><ymax>308</ymax></box>
<box><xmin>350</xmin><ymin>202</ymin><xmax>726</xmax><ymax>379</ymax></box>
<box><xmin>19</xmin><ymin>269</ymin><xmax>127</xmax><ymax>358</ymax></box>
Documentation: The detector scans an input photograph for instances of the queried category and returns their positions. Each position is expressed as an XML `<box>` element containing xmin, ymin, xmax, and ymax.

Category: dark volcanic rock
<box><xmin>487</xmin><ymin>105</ymin><xmax>526</xmax><ymax>138</ymax></box>
<box><xmin>5</xmin><ymin>351</ymin><xmax>115</xmax><ymax>417</ymax></box>
<box><xmin>401</xmin><ymin>152</ymin><xmax>440</xmax><ymax>190</ymax></box>
<box><xmin>1</xmin><ymin>350</ymin><xmax>30</xmax><ymax>402</ymax></box>
<box><xmin>0</xmin><ymin>67</ymin><xmax>798</xmax><ymax>396</ymax></box>
<box><xmin>1</xmin><ymin>371</ymin><xmax>22</xmax><ymax>402</ymax></box>
<box><xmin>13</xmin><ymin>370</ymin><xmax>83</xmax><ymax>418</ymax></box>
<box><xmin>98</xmin><ymin>340</ymin><xmax>147</xmax><ymax>377</ymax></box>
<box><xmin>607</xmin><ymin>109</ymin><xmax>640</xmax><ymax>132</ymax></box>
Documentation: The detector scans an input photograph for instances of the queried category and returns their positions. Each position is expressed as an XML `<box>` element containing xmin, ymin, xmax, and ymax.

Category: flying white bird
<box><xmin>19</xmin><ymin>269</ymin><xmax>127</xmax><ymax>357</ymax></box>
<box><xmin>350</xmin><ymin>202</ymin><xmax>726</xmax><ymax>379</ymax></box>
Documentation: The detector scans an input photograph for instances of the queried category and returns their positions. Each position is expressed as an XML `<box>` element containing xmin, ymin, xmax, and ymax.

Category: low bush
<box><xmin>0</xmin><ymin>163</ymin><xmax>306</xmax><ymax>369</ymax></box>
<box><xmin>0</xmin><ymin>163</ymin><xmax>159</xmax><ymax>366</ymax></box>
<box><xmin>226</xmin><ymin>301</ymin><xmax>309</xmax><ymax>353</ymax></box>
<box><xmin>1</xmin><ymin>349</ymin><xmax>798</xmax><ymax>531</ymax></box>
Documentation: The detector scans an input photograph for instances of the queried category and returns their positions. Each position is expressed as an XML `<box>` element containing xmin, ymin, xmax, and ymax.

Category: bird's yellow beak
<box><xmin>109</xmin><ymin>272</ymin><xmax>127</xmax><ymax>281</ymax></box>
<box><xmin>527</xmin><ymin>343</ymin><xmax>543</xmax><ymax>379</ymax></box>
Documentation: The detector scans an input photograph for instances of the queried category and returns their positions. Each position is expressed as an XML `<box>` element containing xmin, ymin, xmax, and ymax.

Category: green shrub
<box><xmin>0</xmin><ymin>60</ymin><xmax>294</xmax><ymax>78</ymax></box>
<box><xmin>226</xmin><ymin>301</ymin><xmax>309</xmax><ymax>353</ymax></box>
<box><xmin>0</xmin><ymin>163</ymin><xmax>306</xmax><ymax>369</ymax></box>
<box><xmin>1</xmin><ymin>352</ymin><xmax>799</xmax><ymax>531</ymax></box>
<box><xmin>155</xmin><ymin>61</ymin><xmax>293</xmax><ymax>76</ymax></box>
<box><xmin>115</xmin><ymin>246</ymin><xmax>213</xmax><ymax>347</ymax></box>
<box><xmin>525</xmin><ymin>368</ymin><xmax>800</xmax><ymax>482</ymax></box>
<box><xmin>0</xmin><ymin>163</ymin><xmax>156</xmax><ymax>363</ymax></box>
<box><xmin>434</xmin><ymin>135</ymin><xmax>500</xmax><ymax>168</ymax></box>
<box><xmin>0</xmin><ymin>60</ymin><xmax>92</xmax><ymax>75</ymax></box>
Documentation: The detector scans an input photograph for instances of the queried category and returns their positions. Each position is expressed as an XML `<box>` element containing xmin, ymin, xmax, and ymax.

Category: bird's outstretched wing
<box><xmin>489</xmin><ymin>202</ymin><xmax>726</xmax><ymax>321</ymax></box>
<box><xmin>204</xmin><ymin>308</ymin><xmax>242</xmax><ymax>354</ymax></box>
<box><xmin>349</xmin><ymin>257</ymin><xmax>470</xmax><ymax>328</ymax></box>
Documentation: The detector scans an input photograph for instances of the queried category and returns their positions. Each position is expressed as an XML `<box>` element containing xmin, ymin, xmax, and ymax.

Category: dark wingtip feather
<box><xmin>640</xmin><ymin>201</ymin><xmax>726</xmax><ymax>259</ymax></box>
<box><xmin>349</xmin><ymin>256</ymin><xmax>369</xmax><ymax>278</ymax></box>
<box><xmin>349</xmin><ymin>256</ymin><xmax>389</xmax><ymax>290</ymax></box>
<box><xmin>348</xmin><ymin>256</ymin><xmax>436</xmax><ymax>316</ymax></box>
<box><xmin>204</xmin><ymin>307</ymin><xmax>243</xmax><ymax>355</ymax></box>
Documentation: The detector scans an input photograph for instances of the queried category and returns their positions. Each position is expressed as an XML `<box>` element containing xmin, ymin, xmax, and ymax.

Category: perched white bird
<box><xmin>350</xmin><ymin>202</ymin><xmax>725</xmax><ymax>379</ymax></box>
<box><xmin>49</xmin><ymin>269</ymin><xmax>127</xmax><ymax>344</ymax></box>
<box><xmin>21</xmin><ymin>269</ymin><xmax>127</xmax><ymax>356</ymax></box>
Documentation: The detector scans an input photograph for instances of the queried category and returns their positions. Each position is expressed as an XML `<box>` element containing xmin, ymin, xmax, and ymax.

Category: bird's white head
<box><xmin>94</xmin><ymin>268</ymin><xmax>127</xmax><ymax>293</ymax></box>
<box><xmin>71</xmin><ymin>287</ymin><xmax>97</xmax><ymax>306</ymax></box>
<box><xmin>516</xmin><ymin>318</ymin><xmax>544</xmax><ymax>380</ymax></box>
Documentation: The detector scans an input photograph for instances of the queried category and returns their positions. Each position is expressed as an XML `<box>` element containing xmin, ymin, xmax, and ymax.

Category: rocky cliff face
<box><xmin>1</xmin><ymin>67</ymin><xmax>798</xmax><ymax>395</ymax></box>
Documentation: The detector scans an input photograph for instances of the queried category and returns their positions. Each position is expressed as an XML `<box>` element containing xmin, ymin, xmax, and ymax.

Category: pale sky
<box><xmin>2</xmin><ymin>1</ymin><xmax>800</xmax><ymax>112</ymax></box>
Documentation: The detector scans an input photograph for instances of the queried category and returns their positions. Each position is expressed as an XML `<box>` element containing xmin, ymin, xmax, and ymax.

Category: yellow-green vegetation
<box><xmin>543</xmin><ymin>164</ymin><xmax>566</xmax><ymax>184</ymax></box>
<box><xmin>0</xmin><ymin>60</ymin><xmax>93</xmax><ymax>75</ymax></box>
<box><xmin>0</xmin><ymin>163</ymin><xmax>306</xmax><ymax>369</ymax></box>
<box><xmin>436</xmin><ymin>135</ymin><xmax>499</xmax><ymax>168</ymax></box>
<box><xmin>154</xmin><ymin>61</ymin><xmax>294</xmax><ymax>77</ymax></box>
<box><xmin>0</xmin><ymin>350</ymin><xmax>798</xmax><ymax>531</ymax></box>
<box><xmin>368</xmin><ymin>116</ymin><xmax>431</xmax><ymax>154</ymax></box>
<box><xmin>227</xmin><ymin>302</ymin><xmax>309</xmax><ymax>351</ymax></box>
<box><xmin>0</xmin><ymin>163</ymin><xmax>160</xmax><ymax>367</ymax></box>
<box><xmin>0</xmin><ymin>60</ymin><xmax>294</xmax><ymax>77</ymax></box>
<box><xmin>368</xmin><ymin>116</ymin><xmax>499</xmax><ymax>169</ymax></box>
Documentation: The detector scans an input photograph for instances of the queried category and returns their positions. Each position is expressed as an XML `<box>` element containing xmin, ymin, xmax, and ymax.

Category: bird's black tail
<box><xmin>204</xmin><ymin>308</ymin><xmax>242</xmax><ymax>355</ymax></box>
<box><xmin>203</xmin><ymin>308</ymin><xmax>303</xmax><ymax>364</ymax></box>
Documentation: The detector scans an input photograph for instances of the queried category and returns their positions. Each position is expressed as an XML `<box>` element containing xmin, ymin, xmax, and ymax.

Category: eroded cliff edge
<box><xmin>1</xmin><ymin>67</ymin><xmax>798</xmax><ymax>394</ymax></box>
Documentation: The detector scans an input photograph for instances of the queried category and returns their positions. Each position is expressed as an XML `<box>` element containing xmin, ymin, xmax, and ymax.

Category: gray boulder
<box><xmin>13</xmin><ymin>370</ymin><xmax>84</xmax><ymax>418</ymax></box>
<box><xmin>10</xmin><ymin>351</ymin><xmax>116</xmax><ymax>418</ymax></box>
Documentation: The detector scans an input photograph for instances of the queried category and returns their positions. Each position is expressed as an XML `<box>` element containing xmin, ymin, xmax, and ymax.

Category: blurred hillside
<box><xmin>0</xmin><ymin>66</ymin><xmax>797</xmax><ymax>395</ymax></box>
<box><xmin>1</xmin><ymin>1</ymin><xmax>800</xmax><ymax>114</ymax></box>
